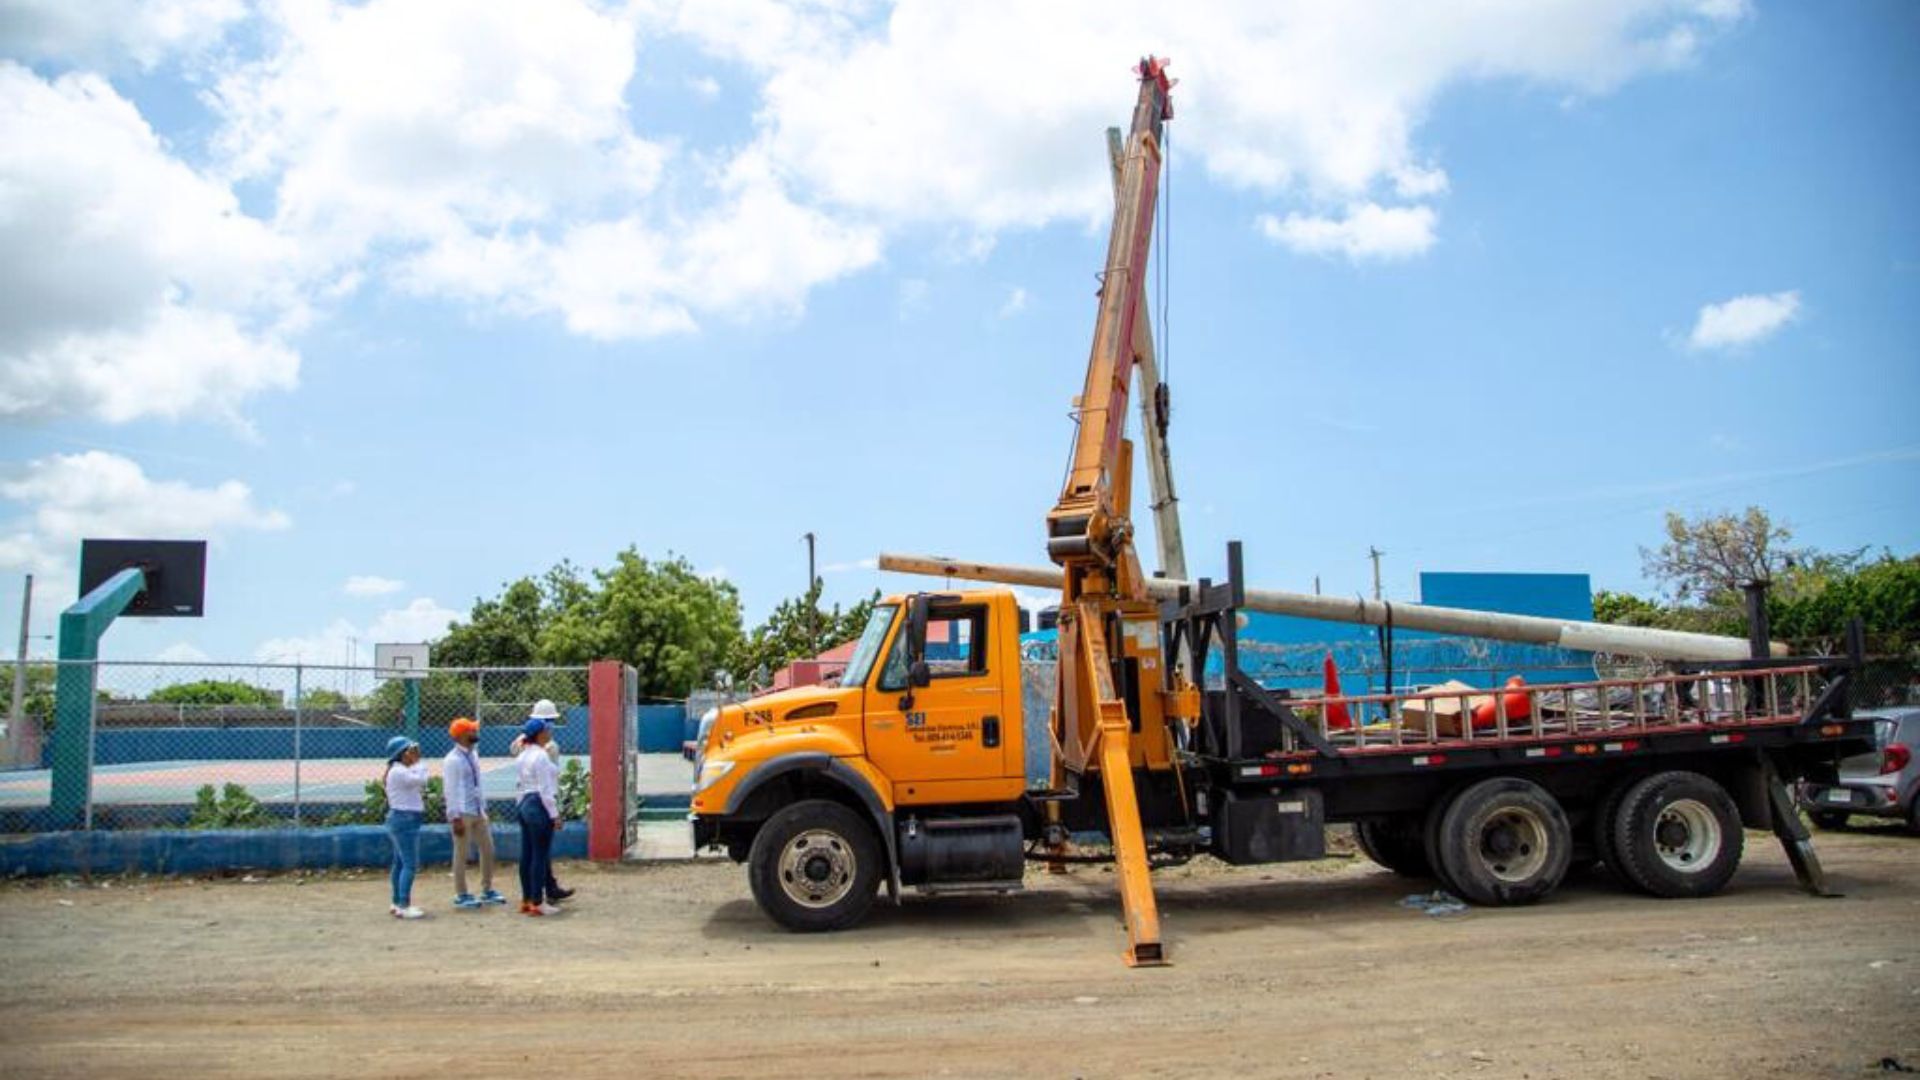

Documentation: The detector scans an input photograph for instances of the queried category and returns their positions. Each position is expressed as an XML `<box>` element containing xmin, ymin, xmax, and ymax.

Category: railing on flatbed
<box><xmin>1271</xmin><ymin>664</ymin><xmax>1825</xmax><ymax>757</ymax></box>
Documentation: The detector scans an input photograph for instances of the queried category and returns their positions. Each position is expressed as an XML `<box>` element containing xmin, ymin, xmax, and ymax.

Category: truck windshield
<box><xmin>837</xmin><ymin>604</ymin><xmax>897</xmax><ymax>689</ymax></box>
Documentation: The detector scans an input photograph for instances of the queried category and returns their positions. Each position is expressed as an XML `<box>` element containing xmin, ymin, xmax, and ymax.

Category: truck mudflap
<box><xmin>718</xmin><ymin>753</ymin><xmax>903</xmax><ymax>903</ymax></box>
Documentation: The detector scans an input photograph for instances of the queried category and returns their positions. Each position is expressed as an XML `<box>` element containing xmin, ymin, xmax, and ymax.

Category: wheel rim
<box><xmin>1653</xmin><ymin>798</ymin><xmax>1721</xmax><ymax>873</ymax></box>
<box><xmin>1477</xmin><ymin>807</ymin><xmax>1549</xmax><ymax>883</ymax></box>
<box><xmin>778</xmin><ymin>829</ymin><xmax>858</xmax><ymax>909</ymax></box>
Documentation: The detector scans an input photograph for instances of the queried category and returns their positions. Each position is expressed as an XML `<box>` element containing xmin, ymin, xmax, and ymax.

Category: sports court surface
<box><xmin>0</xmin><ymin>753</ymin><xmax>691</xmax><ymax>809</ymax></box>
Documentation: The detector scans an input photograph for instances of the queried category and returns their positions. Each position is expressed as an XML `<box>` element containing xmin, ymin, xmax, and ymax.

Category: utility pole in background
<box><xmin>1368</xmin><ymin>547</ymin><xmax>1385</xmax><ymax>602</ymax></box>
<box><xmin>802</xmin><ymin>532</ymin><xmax>819</xmax><ymax>654</ymax></box>
<box><xmin>9</xmin><ymin>574</ymin><xmax>31</xmax><ymax>732</ymax></box>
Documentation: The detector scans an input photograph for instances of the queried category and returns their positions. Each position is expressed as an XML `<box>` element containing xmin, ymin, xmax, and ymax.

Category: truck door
<box><xmin>865</xmin><ymin>600</ymin><xmax>1014</xmax><ymax>795</ymax></box>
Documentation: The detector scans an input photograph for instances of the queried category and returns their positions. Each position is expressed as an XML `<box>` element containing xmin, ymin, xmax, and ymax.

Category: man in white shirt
<box><xmin>443</xmin><ymin>718</ymin><xmax>505</xmax><ymax>909</ymax></box>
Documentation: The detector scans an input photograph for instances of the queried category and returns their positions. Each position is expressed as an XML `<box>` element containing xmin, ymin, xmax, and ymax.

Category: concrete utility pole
<box><xmin>1107</xmin><ymin>126</ymin><xmax>1187</xmax><ymax>582</ymax></box>
<box><xmin>9</xmin><ymin>574</ymin><xmax>30</xmax><ymax>732</ymax></box>
<box><xmin>876</xmin><ymin>551</ymin><xmax>1790</xmax><ymax>662</ymax></box>
<box><xmin>1368</xmin><ymin>547</ymin><xmax>1385</xmax><ymax>602</ymax></box>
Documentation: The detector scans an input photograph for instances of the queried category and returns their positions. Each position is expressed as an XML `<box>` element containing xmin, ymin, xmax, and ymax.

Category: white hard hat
<box><xmin>529</xmin><ymin>699</ymin><xmax>561</xmax><ymax>720</ymax></box>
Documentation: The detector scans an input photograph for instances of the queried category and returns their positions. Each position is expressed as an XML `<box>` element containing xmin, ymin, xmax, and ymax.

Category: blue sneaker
<box><xmin>453</xmin><ymin>893</ymin><xmax>482</xmax><ymax>909</ymax></box>
<box><xmin>479</xmin><ymin>889</ymin><xmax>508</xmax><ymax>906</ymax></box>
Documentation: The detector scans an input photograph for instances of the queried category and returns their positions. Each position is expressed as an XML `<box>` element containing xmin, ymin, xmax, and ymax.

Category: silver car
<box><xmin>1802</xmin><ymin>707</ymin><xmax>1920</xmax><ymax>834</ymax></box>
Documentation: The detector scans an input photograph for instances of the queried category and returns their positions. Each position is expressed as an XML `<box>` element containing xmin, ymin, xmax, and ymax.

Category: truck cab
<box><xmin>691</xmin><ymin>590</ymin><xmax>1039</xmax><ymax>930</ymax></box>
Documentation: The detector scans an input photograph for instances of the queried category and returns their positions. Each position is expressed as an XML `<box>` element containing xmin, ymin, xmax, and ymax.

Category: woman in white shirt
<box><xmin>383</xmin><ymin>736</ymin><xmax>429</xmax><ymax>919</ymax></box>
<box><xmin>514</xmin><ymin>718</ymin><xmax>562</xmax><ymax>916</ymax></box>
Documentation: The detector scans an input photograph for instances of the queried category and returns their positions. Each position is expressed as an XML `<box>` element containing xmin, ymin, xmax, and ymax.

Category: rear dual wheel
<box><xmin>1431</xmin><ymin>777</ymin><xmax>1573</xmax><ymax>906</ymax></box>
<box><xmin>1608</xmin><ymin>771</ymin><xmax>1743</xmax><ymax>899</ymax></box>
<box><xmin>1355</xmin><ymin>818</ymin><xmax>1432</xmax><ymax>877</ymax></box>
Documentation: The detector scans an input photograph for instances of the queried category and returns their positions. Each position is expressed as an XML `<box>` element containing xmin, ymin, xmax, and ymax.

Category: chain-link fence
<box><xmin>0</xmin><ymin>661</ymin><xmax>589</xmax><ymax>832</ymax></box>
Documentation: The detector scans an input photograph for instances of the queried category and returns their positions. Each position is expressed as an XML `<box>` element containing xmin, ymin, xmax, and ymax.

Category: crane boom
<box><xmin>1047</xmin><ymin>57</ymin><xmax>1174</xmax><ymax>574</ymax></box>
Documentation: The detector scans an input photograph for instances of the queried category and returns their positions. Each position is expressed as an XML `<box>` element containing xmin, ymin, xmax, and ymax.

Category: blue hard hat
<box><xmin>521</xmin><ymin>717</ymin><xmax>550</xmax><ymax>741</ymax></box>
<box><xmin>384</xmin><ymin>735</ymin><xmax>417</xmax><ymax>762</ymax></box>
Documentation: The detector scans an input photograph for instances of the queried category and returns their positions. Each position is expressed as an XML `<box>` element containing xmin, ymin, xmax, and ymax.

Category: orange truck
<box><xmin>687</xmin><ymin>59</ymin><xmax>1875</xmax><ymax>965</ymax></box>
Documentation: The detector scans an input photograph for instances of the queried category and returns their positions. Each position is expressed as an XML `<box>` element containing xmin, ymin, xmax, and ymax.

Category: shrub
<box><xmin>186</xmin><ymin>783</ymin><xmax>271</xmax><ymax>829</ymax></box>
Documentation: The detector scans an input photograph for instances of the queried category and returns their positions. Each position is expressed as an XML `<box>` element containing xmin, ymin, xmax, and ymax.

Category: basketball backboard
<box><xmin>78</xmin><ymin>539</ymin><xmax>207</xmax><ymax>617</ymax></box>
<box><xmin>373</xmin><ymin>642</ymin><xmax>430</xmax><ymax>680</ymax></box>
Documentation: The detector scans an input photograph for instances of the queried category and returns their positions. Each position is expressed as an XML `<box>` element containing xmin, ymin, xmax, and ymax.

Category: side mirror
<box><xmin>909</xmin><ymin>660</ymin><xmax>931</xmax><ymax>688</ymax></box>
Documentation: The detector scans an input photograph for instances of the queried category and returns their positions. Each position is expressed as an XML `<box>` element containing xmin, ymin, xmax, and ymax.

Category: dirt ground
<box><xmin>1</xmin><ymin>827</ymin><xmax>1915</xmax><ymax>1079</ymax></box>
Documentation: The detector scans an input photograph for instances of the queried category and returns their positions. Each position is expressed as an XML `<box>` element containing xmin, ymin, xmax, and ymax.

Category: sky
<box><xmin>1</xmin><ymin>0</ymin><xmax>1916</xmax><ymax>671</ymax></box>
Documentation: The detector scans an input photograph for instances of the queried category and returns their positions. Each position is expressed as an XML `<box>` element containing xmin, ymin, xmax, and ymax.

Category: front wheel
<box><xmin>747</xmin><ymin>800</ymin><xmax>882</xmax><ymax>932</ymax></box>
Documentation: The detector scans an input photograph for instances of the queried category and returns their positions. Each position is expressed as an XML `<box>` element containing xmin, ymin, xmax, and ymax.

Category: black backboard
<box><xmin>78</xmin><ymin>539</ymin><xmax>207</xmax><ymax>617</ymax></box>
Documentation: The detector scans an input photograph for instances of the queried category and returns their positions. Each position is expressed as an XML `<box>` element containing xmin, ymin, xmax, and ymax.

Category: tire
<box><xmin>1907</xmin><ymin>796</ymin><xmax>1920</xmax><ymax>837</ymax></box>
<box><xmin>746</xmin><ymin>800</ymin><xmax>883</xmax><ymax>933</ymax></box>
<box><xmin>1609</xmin><ymin>771</ymin><xmax>1743</xmax><ymax>899</ymax></box>
<box><xmin>1592</xmin><ymin>776</ymin><xmax>1639</xmax><ymax>875</ymax></box>
<box><xmin>1807</xmin><ymin>809</ymin><xmax>1849</xmax><ymax>831</ymax></box>
<box><xmin>1435</xmin><ymin>777</ymin><xmax>1573</xmax><ymax>906</ymax></box>
<box><xmin>1423</xmin><ymin>788</ymin><xmax>1465</xmax><ymax>895</ymax></box>
<box><xmin>1356</xmin><ymin>818</ymin><xmax>1432</xmax><ymax>877</ymax></box>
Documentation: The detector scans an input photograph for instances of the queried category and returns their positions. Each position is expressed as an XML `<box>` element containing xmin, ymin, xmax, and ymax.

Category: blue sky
<box><xmin>1</xmin><ymin>1</ymin><xmax>1915</xmax><ymax>669</ymax></box>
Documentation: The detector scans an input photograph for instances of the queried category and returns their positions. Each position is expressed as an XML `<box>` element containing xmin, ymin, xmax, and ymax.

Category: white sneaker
<box><xmin>535</xmin><ymin>903</ymin><xmax>561</xmax><ymax>916</ymax></box>
<box><xmin>397</xmin><ymin>906</ymin><xmax>426</xmax><ymax>920</ymax></box>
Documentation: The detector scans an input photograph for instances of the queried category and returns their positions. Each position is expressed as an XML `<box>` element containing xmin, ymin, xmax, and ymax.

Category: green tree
<box><xmin>540</xmin><ymin>550</ymin><xmax>745</xmax><ymax>698</ymax></box>
<box><xmin>1640</xmin><ymin>507</ymin><xmax>1811</xmax><ymax>610</ymax></box>
<box><xmin>1770</xmin><ymin>553</ymin><xmax>1920</xmax><ymax>655</ymax></box>
<box><xmin>299</xmin><ymin>687</ymin><xmax>350</xmax><ymax>709</ymax></box>
<box><xmin>432</xmin><ymin>548</ymin><xmax>744</xmax><ymax>700</ymax></box>
<box><xmin>150</xmin><ymin>679</ymin><xmax>281</xmax><ymax>707</ymax></box>
<box><xmin>1591</xmin><ymin>589</ymin><xmax>1680</xmax><ymax>629</ymax></box>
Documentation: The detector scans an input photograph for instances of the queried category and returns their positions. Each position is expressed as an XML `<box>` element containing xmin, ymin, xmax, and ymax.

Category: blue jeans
<box><xmin>516</xmin><ymin>796</ymin><xmax>554</xmax><ymax>905</ymax></box>
<box><xmin>386</xmin><ymin>809</ymin><xmax>423</xmax><ymax>907</ymax></box>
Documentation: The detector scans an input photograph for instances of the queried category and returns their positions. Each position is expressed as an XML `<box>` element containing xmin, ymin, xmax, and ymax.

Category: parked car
<box><xmin>1801</xmin><ymin>707</ymin><xmax>1919</xmax><ymax>833</ymax></box>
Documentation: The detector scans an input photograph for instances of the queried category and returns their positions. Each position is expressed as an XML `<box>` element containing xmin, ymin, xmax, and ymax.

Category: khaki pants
<box><xmin>451</xmin><ymin>814</ymin><xmax>495</xmax><ymax>896</ymax></box>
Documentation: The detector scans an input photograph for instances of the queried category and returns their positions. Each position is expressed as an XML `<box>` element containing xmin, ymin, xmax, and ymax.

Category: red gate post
<box><xmin>587</xmin><ymin>660</ymin><xmax>629</xmax><ymax>861</ymax></box>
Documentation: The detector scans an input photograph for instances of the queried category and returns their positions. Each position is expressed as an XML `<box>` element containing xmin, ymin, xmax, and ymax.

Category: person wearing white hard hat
<box><xmin>509</xmin><ymin>700</ymin><xmax>575</xmax><ymax>905</ymax></box>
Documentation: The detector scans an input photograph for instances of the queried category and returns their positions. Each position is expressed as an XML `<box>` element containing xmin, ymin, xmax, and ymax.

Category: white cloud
<box><xmin>153</xmin><ymin>641</ymin><xmax>211</xmax><ymax>664</ymax></box>
<box><xmin>0</xmin><ymin>450</ymin><xmax>290</xmax><ymax>604</ymax></box>
<box><xmin>344</xmin><ymin>575</ymin><xmax>405</xmax><ymax>597</ymax></box>
<box><xmin>1686</xmin><ymin>290</ymin><xmax>1801</xmax><ymax>351</ymax></box>
<box><xmin>2</xmin><ymin>0</ymin><xmax>1755</xmax><ymax>388</ymax></box>
<box><xmin>255</xmin><ymin>597</ymin><xmax>460</xmax><ymax>665</ymax></box>
<box><xmin>664</xmin><ymin>0</ymin><xmax>1746</xmax><ymax>237</ymax></box>
<box><xmin>0</xmin><ymin>0</ymin><xmax>245</xmax><ymax>69</ymax></box>
<box><xmin>1257</xmin><ymin>202</ymin><xmax>1438</xmax><ymax>261</ymax></box>
<box><xmin>0</xmin><ymin>65</ymin><xmax>306</xmax><ymax>427</ymax></box>
<box><xmin>998</xmin><ymin>286</ymin><xmax>1029</xmax><ymax>318</ymax></box>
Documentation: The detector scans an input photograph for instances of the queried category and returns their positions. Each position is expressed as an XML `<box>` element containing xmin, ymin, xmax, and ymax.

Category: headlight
<box><xmin>694</xmin><ymin>758</ymin><xmax>736</xmax><ymax>793</ymax></box>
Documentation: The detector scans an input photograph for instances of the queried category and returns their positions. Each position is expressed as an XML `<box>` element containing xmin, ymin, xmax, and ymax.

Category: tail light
<box><xmin>1883</xmin><ymin>742</ymin><xmax>1912</xmax><ymax>776</ymax></box>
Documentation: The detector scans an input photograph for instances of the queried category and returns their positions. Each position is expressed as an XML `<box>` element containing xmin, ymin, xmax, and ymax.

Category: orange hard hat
<box><xmin>448</xmin><ymin>717</ymin><xmax>479</xmax><ymax>740</ymax></box>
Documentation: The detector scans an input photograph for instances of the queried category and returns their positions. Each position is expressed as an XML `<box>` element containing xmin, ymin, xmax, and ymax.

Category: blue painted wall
<box><xmin>1236</xmin><ymin>571</ymin><xmax>1598</xmax><ymax>695</ymax></box>
<box><xmin>0</xmin><ymin>822</ymin><xmax>589</xmax><ymax>877</ymax></box>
